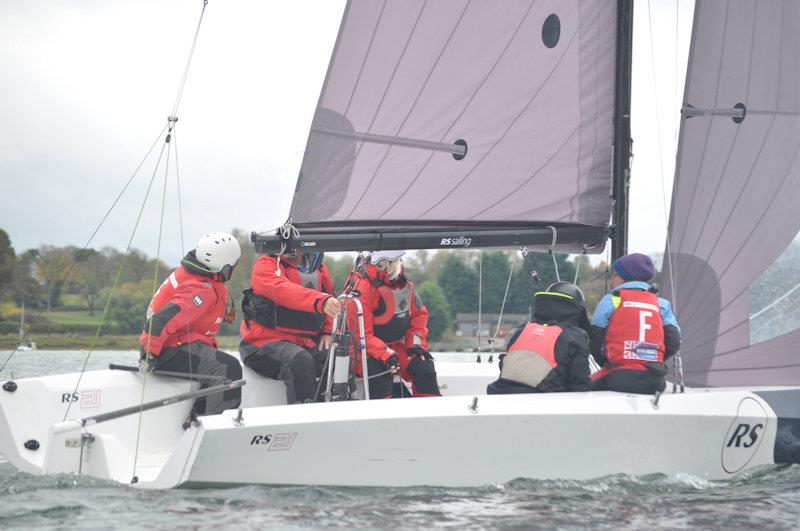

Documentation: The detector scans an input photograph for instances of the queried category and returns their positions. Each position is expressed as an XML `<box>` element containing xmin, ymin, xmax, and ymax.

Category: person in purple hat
<box><xmin>589</xmin><ymin>253</ymin><xmax>681</xmax><ymax>394</ymax></box>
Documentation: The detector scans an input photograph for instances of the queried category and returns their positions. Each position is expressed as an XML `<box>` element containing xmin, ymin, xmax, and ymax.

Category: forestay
<box><xmin>259</xmin><ymin>0</ymin><xmax>618</xmax><ymax>253</ymax></box>
<box><xmin>663</xmin><ymin>0</ymin><xmax>800</xmax><ymax>386</ymax></box>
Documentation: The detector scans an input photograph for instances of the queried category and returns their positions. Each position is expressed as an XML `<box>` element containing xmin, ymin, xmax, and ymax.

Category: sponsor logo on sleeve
<box><xmin>192</xmin><ymin>295</ymin><xmax>204</xmax><ymax>307</ymax></box>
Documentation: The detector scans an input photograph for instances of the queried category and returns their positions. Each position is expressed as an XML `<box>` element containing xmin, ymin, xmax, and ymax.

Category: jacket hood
<box><xmin>532</xmin><ymin>292</ymin><xmax>591</xmax><ymax>335</ymax></box>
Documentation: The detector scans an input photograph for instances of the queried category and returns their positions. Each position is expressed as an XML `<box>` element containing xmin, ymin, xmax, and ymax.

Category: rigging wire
<box><xmin>62</xmin><ymin>137</ymin><xmax>172</xmax><ymax>422</ymax></box>
<box><xmin>173</xmin><ymin>128</ymin><xmax>186</xmax><ymax>256</ymax></box>
<box><xmin>476</xmin><ymin>250</ymin><xmax>483</xmax><ymax>360</ymax></box>
<box><xmin>487</xmin><ymin>252</ymin><xmax>517</xmax><ymax>362</ymax></box>
<box><xmin>132</xmin><ymin>125</ymin><xmax>175</xmax><ymax>482</ymax></box>
<box><xmin>648</xmin><ymin>0</ymin><xmax>684</xmax><ymax>391</ymax></box>
<box><xmin>0</xmin><ymin>125</ymin><xmax>168</xmax><ymax>375</ymax></box>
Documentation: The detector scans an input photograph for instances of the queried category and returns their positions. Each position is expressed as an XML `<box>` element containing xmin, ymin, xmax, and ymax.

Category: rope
<box><xmin>547</xmin><ymin>226</ymin><xmax>560</xmax><ymax>282</ymax></box>
<box><xmin>490</xmin><ymin>253</ymin><xmax>516</xmax><ymax>350</ymax></box>
<box><xmin>0</xmin><ymin>124</ymin><xmax>167</xmax><ymax>375</ymax></box>
<box><xmin>648</xmin><ymin>0</ymin><xmax>683</xmax><ymax>391</ymax></box>
<box><xmin>62</xmin><ymin>136</ymin><xmax>171</xmax><ymax>422</ymax></box>
<box><xmin>170</xmin><ymin>0</ymin><xmax>208</xmax><ymax>120</ymax></box>
<box><xmin>476</xmin><ymin>250</ymin><xmax>483</xmax><ymax>353</ymax></box>
<box><xmin>132</xmin><ymin>124</ymin><xmax>175</xmax><ymax>480</ymax></box>
<box><xmin>173</xmin><ymin>128</ymin><xmax>186</xmax><ymax>256</ymax></box>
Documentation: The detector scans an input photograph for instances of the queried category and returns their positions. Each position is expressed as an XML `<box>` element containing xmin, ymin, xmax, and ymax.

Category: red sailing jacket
<box><xmin>605</xmin><ymin>288</ymin><xmax>665</xmax><ymax>369</ymax></box>
<box><xmin>239</xmin><ymin>255</ymin><xmax>334</xmax><ymax>349</ymax></box>
<box><xmin>139</xmin><ymin>264</ymin><xmax>227</xmax><ymax>356</ymax></box>
<box><xmin>348</xmin><ymin>264</ymin><xmax>428</xmax><ymax>363</ymax></box>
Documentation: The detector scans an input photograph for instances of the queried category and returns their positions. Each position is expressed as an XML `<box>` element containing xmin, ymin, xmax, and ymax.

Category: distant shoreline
<box><xmin>0</xmin><ymin>334</ymin><xmax>241</xmax><ymax>351</ymax></box>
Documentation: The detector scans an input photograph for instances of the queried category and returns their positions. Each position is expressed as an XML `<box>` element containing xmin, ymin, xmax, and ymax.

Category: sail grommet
<box><xmin>732</xmin><ymin>103</ymin><xmax>746</xmax><ymax>124</ymax></box>
<box><xmin>2</xmin><ymin>381</ymin><xmax>16</xmax><ymax>392</ymax></box>
<box><xmin>453</xmin><ymin>139</ymin><xmax>468</xmax><ymax>160</ymax></box>
<box><xmin>24</xmin><ymin>439</ymin><xmax>39</xmax><ymax>451</ymax></box>
<box><xmin>542</xmin><ymin>14</ymin><xmax>561</xmax><ymax>48</ymax></box>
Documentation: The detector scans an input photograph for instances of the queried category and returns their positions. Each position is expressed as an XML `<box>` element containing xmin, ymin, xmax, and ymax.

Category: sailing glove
<box><xmin>385</xmin><ymin>354</ymin><xmax>400</xmax><ymax>374</ymax></box>
<box><xmin>408</xmin><ymin>346</ymin><xmax>432</xmax><ymax>362</ymax></box>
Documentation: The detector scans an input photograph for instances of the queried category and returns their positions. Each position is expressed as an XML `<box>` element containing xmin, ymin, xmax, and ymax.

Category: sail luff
<box><xmin>663</xmin><ymin>0</ymin><xmax>800</xmax><ymax>387</ymax></box>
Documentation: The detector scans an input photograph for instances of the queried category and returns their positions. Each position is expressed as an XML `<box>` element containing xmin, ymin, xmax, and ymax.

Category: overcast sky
<box><xmin>0</xmin><ymin>0</ymin><xmax>693</xmax><ymax>265</ymax></box>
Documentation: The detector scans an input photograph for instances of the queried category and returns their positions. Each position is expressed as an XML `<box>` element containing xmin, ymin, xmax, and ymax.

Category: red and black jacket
<box><xmin>239</xmin><ymin>255</ymin><xmax>334</xmax><ymax>350</ymax></box>
<box><xmin>347</xmin><ymin>263</ymin><xmax>428</xmax><ymax>364</ymax></box>
<box><xmin>139</xmin><ymin>252</ymin><xmax>228</xmax><ymax>356</ymax></box>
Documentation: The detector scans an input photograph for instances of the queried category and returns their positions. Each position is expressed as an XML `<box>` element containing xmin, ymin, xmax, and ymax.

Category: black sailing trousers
<box><xmin>150</xmin><ymin>342</ymin><xmax>242</xmax><ymax>416</ymax></box>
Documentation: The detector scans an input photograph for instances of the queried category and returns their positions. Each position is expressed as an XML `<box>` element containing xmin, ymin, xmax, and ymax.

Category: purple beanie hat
<box><xmin>612</xmin><ymin>253</ymin><xmax>656</xmax><ymax>282</ymax></box>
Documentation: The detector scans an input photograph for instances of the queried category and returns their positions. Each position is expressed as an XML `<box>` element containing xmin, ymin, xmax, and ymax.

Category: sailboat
<box><xmin>1</xmin><ymin>0</ymin><xmax>800</xmax><ymax>488</ymax></box>
<box><xmin>16</xmin><ymin>303</ymin><xmax>36</xmax><ymax>351</ymax></box>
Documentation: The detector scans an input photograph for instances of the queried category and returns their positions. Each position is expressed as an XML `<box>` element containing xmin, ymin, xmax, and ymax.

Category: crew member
<box><xmin>239</xmin><ymin>252</ymin><xmax>340</xmax><ymax>404</ymax></box>
<box><xmin>590</xmin><ymin>252</ymin><xmax>681</xmax><ymax>394</ymax></box>
<box><xmin>140</xmin><ymin>232</ymin><xmax>243</xmax><ymax>417</ymax></box>
<box><xmin>347</xmin><ymin>250</ymin><xmax>440</xmax><ymax>399</ymax></box>
<box><xmin>487</xmin><ymin>282</ymin><xmax>591</xmax><ymax>394</ymax></box>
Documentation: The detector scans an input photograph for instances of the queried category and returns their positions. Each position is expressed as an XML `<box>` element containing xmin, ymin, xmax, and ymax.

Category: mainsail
<box><xmin>256</xmin><ymin>0</ymin><xmax>620</xmax><ymax>253</ymax></box>
<box><xmin>663</xmin><ymin>0</ymin><xmax>800</xmax><ymax>386</ymax></box>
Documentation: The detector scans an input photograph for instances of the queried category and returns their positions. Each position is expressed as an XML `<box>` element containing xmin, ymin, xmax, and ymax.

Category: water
<box><xmin>2</xmin><ymin>351</ymin><xmax>800</xmax><ymax>529</ymax></box>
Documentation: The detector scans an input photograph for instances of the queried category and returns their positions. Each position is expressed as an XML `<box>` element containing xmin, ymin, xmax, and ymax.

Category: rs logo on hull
<box><xmin>726</xmin><ymin>423</ymin><xmax>762</xmax><ymax>449</ymax></box>
<box><xmin>721</xmin><ymin>397</ymin><xmax>768</xmax><ymax>474</ymax></box>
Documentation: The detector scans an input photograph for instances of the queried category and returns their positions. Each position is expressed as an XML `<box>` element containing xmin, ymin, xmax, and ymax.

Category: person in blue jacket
<box><xmin>590</xmin><ymin>253</ymin><xmax>681</xmax><ymax>394</ymax></box>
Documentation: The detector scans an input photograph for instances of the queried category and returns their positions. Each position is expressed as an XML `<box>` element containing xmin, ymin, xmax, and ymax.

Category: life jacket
<box><xmin>242</xmin><ymin>264</ymin><xmax>326</xmax><ymax>337</ymax></box>
<box><xmin>500</xmin><ymin>323</ymin><xmax>561</xmax><ymax>388</ymax></box>
<box><xmin>604</xmin><ymin>288</ymin><xmax>665</xmax><ymax>368</ymax></box>
<box><xmin>146</xmin><ymin>266</ymin><xmax>227</xmax><ymax>344</ymax></box>
<box><xmin>371</xmin><ymin>276</ymin><xmax>415</xmax><ymax>344</ymax></box>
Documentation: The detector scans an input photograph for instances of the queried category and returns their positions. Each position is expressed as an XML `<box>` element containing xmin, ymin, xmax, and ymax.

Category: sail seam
<box><xmin>418</xmin><ymin>22</ymin><xmax>582</xmax><ymax>219</ymax></box>
<box><xmin>376</xmin><ymin>0</ymin><xmax>536</xmax><ymax>220</ymax></box>
<box><xmin>343</xmin><ymin>0</ymin><xmax>472</xmax><ymax>219</ymax></box>
<box><xmin>343</xmin><ymin>0</ymin><xmax>388</xmax><ymax>117</ymax></box>
<box><xmin>673</xmin><ymin>1</ymin><xmax>731</xmax><ymax>269</ymax></box>
<box><xmin>676</xmin><ymin>2</ymin><xmax>757</xmax><ymax>301</ymax></box>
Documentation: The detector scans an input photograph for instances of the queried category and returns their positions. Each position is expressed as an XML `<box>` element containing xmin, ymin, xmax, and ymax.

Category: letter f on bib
<box><xmin>639</xmin><ymin>311</ymin><xmax>653</xmax><ymax>341</ymax></box>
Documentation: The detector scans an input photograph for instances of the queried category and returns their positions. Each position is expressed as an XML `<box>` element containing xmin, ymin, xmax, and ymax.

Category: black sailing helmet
<box><xmin>545</xmin><ymin>281</ymin><xmax>585</xmax><ymax>304</ymax></box>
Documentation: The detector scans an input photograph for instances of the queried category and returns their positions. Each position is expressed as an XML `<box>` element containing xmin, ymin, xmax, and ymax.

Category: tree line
<box><xmin>0</xmin><ymin>228</ymin><xmax>612</xmax><ymax>341</ymax></box>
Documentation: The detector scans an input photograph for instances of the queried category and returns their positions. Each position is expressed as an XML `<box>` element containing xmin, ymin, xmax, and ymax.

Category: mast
<box><xmin>611</xmin><ymin>0</ymin><xmax>634</xmax><ymax>261</ymax></box>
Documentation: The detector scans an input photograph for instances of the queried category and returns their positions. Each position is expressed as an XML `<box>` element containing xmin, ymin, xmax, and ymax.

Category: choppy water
<box><xmin>2</xmin><ymin>351</ymin><xmax>800</xmax><ymax>529</ymax></box>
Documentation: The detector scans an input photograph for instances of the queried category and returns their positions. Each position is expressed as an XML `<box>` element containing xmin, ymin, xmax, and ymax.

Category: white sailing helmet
<box><xmin>368</xmin><ymin>250</ymin><xmax>406</xmax><ymax>263</ymax></box>
<box><xmin>195</xmin><ymin>232</ymin><xmax>241</xmax><ymax>273</ymax></box>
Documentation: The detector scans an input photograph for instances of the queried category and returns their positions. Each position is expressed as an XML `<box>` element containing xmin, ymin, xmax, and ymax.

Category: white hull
<box><xmin>1</xmin><ymin>363</ymin><xmax>798</xmax><ymax>489</ymax></box>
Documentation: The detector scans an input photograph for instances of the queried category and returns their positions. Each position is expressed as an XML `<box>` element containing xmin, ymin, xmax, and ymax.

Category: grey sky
<box><xmin>0</xmin><ymin>0</ymin><xmax>692</xmax><ymax>265</ymax></box>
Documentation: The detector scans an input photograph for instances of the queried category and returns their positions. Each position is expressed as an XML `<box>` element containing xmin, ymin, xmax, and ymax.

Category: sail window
<box><xmin>749</xmin><ymin>233</ymin><xmax>800</xmax><ymax>345</ymax></box>
<box><xmin>541</xmin><ymin>14</ymin><xmax>560</xmax><ymax>48</ymax></box>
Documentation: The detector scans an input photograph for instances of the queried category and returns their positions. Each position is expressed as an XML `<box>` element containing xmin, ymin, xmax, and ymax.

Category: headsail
<box><xmin>663</xmin><ymin>0</ymin><xmax>800</xmax><ymax>386</ymax></box>
<box><xmin>256</xmin><ymin>0</ymin><xmax>619</xmax><ymax>253</ymax></box>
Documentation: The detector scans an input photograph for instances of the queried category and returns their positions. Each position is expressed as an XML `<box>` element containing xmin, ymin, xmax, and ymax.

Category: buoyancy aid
<box><xmin>143</xmin><ymin>265</ymin><xmax>227</xmax><ymax>349</ymax></box>
<box><xmin>605</xmin><ymin>288</ymin><xmax>665</xmax><ymax>368</ymax></box>
<box><xmin>371</xmin><ymin>277</ymin><xmax>416</xmax><ymax>343</ymax></box>
<box><xmin>500</xmin><ymin>323</ymin><xmax>561</xmax><ymax>388</ymax></box>
<box><xmin>242</xmin><ymin>265</ymin><xmax>326</xmax><ymax>336</ymax></box>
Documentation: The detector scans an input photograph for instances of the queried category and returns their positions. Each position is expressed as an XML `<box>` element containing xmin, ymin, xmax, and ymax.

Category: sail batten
<box><xmin>276</xmin><ymin>0</ymin><xmax>617</xmax><ymax>251</ymax></box>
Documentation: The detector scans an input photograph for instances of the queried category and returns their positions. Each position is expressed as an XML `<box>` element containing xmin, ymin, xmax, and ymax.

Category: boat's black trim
<box><xmin>251</xmin><ymin>221</ymin><xmax>609</xmax><ymax>254</ymax></box>
<box><xmin>754</xmin><ymin>390</ymin><xmax>800</xmax><ymax>464</ymax></box>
